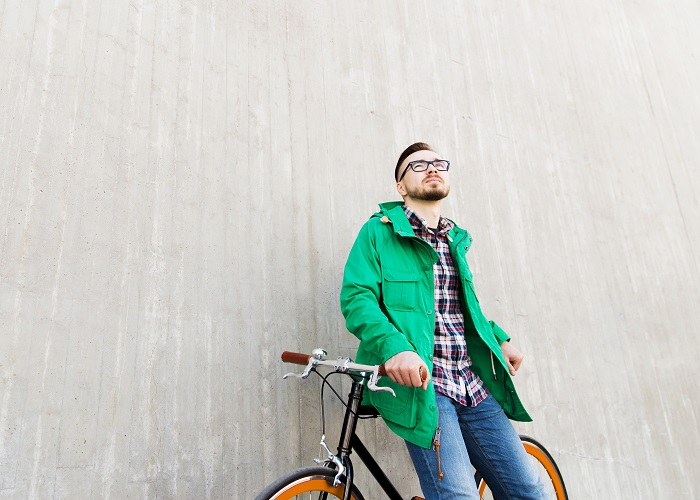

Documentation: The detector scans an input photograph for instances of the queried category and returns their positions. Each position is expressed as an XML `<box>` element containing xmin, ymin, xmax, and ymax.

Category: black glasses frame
<box><xmin>398</xmin><ymin>159</ymin><xmax>450</xmax><ymax>182</ymax></box>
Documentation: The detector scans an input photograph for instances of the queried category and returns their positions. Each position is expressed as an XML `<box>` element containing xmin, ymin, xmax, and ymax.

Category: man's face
<box><xmin>396</xmin><ymin>149</ymin><xmax>450</xmax><ymax>201</ymax></box>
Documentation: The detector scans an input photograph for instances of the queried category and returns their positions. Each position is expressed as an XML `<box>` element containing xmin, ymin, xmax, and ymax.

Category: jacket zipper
<box><xmin>432</xmin><ymin>426</ymin><xmax>444</xmax><ymax>480</ymax></box>
<box><xmin>490</xmin><ymin>352</ymin><xmax>497</xmax><ymax>380</ymax></box>
<box><xmin>398</xmin><ymin>223</ymin><xmax>474</xmax><ymax>464</ymax></box>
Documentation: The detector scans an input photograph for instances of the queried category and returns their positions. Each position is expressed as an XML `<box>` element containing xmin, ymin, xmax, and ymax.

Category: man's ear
<box><xmin>396</xmin><ymin>182</ymin><xmax>407</xmax><ymax>196</ymax></box>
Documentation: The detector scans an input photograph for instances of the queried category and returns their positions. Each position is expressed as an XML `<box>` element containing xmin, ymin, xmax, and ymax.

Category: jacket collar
<box><xmin>377</xmin><ymin>201</ymin><xmax>414</xmax><ymax>236</ymax></box>
<box><xmin>375</xmin><ymin>201</ymin><xmax>473</xmax><ymax>250</ymax></box>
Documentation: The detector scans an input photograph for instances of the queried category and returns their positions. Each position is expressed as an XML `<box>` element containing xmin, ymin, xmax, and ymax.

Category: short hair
<box><xmin>395</xmin><ymin>142</ymin><xmax>434</xmax><ymax>181</ymax></box>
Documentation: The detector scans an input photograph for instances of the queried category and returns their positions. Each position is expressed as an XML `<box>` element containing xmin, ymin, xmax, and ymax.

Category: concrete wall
<box><xmin>1</xmin><ymin>0</ymin><xmax>699</xmax><ymax>498</ymax></box>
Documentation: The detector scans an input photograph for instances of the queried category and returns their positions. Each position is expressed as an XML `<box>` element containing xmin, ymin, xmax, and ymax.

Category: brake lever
<box><xmin>367</xmin><ymin>366</ymin><xmax>396</xmax><ymax>397</ymax></box>
<box><xmin>283</xmin><ymin>359</ymin><xmax>316</xmax><ymax>380</ymax></box>
<box><xmin>283</xmin><ymin>348</ymin><xmax>327</xmax><ymax>380</ymax></box>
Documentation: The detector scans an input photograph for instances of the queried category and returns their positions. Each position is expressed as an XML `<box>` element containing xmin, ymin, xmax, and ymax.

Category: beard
<box><xmin>405</xmin><ymin>182</ymin><xmax>450</xmax><ymax>201</ymax></box>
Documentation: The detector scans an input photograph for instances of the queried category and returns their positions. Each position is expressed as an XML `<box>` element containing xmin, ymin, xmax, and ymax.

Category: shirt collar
<box><xmin>402</xmin><ymin>205</ymin><xmax>454</xmax><ymax>235</ymax></box>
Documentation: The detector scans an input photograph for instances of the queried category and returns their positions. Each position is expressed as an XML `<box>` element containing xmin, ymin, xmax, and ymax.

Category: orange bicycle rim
<box><xmin>478</xmin><ymin>441</ymin><xmax>566</xmax><ymax>499</ymax></box>
<box><xmin>522</xmin><ymin>442</ymin><xmax>566</xmax><ymax>498</ymax></box>
<box><xmin>268</xmin><ymin>476</ymin><xmax>359</xmax><ymax>500</ymax></box>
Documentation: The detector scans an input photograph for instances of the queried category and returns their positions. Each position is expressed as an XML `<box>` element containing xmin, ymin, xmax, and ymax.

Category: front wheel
<box><xmin>255</xmin><ymin>466</ymin><xmax>366</xmax><ymax>500</ymax></box>
<box><xmin>476</xmin><ymin>435</ymin><xmax>568</xmax><ymax>500</ymax></box>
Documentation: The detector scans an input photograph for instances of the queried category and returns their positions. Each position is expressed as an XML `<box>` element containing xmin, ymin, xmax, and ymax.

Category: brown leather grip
<box><xmin>281</xmin><ymin>351</ymin><xmax>312</xmax><ymax>365</ymax></box>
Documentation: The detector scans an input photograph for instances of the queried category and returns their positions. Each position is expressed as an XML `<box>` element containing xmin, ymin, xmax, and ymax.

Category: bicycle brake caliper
<box><xmin>314</xmin><ymin>435</ymin><xmax>345</xmax><ymax>487</ymax></box>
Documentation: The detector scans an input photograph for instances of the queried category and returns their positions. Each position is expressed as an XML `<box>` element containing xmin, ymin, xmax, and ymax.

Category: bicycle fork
<box><xmin>319</xmin><ymin>375</ymin><xmax>404</xmax><ymax>500</ymax></box>
<box><xmin>337</xmin><ymin>378</ymin><xmax>363</xmax><ymax>500</ymax></box>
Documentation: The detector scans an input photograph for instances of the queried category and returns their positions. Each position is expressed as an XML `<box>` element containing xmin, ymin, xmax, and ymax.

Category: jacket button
<box><xmin>427</xmin><ymin>310</ymin><xmax>433</xmax><ymax>315</ymax></box>
<box><xmin>429</xmin><ymin>405</ymin><xmax>436</xmax><ymax>411</ymax></box>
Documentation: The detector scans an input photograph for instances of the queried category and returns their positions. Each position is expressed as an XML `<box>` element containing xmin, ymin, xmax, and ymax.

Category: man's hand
<box><xmin>384</xmin><ymin>351</ymin><xmax>430</xmax><ymax>390</ymax></box>
<box><xmin>500</xmin><ymin>341</ymin><xmax>524</xmax><ymax>376</ymax></box>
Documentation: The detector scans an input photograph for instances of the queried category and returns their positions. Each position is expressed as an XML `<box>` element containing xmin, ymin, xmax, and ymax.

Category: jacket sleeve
<box><xmin>340</xmin><ymin>222</ymin><xmax>416</xmax><ymax>363</ymax></box>
<box><xmin>490</xmin><ymin>320</ymin><xmax>511</xmax><ymax>345</ymax></box>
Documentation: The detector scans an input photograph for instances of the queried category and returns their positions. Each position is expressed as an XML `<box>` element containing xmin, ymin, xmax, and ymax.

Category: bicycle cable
<box><xmin>314</xmin><ymin>369</ymin><xmax>376</xmax><ymax>440</ymax></box>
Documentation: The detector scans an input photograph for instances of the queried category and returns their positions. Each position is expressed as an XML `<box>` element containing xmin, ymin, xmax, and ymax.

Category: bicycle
<box><xmin>255</xmin><ymin>349</ymin><xmax>568</xmax><ymax>500</ymax></box>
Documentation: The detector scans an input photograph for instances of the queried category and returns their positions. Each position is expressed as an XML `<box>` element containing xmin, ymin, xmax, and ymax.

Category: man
<box><xmin>340</xmin><ymin>143</ymin><xmax>547</xmax><ymax>499</ymax></box>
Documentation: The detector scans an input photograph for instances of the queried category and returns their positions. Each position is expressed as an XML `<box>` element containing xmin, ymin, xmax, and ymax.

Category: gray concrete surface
<box><xmin>1</xmin><ymin>0</ymin><xmax>700</xmax><ymax>498</ymax></box>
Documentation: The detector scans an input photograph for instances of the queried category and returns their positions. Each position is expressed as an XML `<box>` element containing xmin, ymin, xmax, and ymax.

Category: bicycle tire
<box><xmin>475</xmin><ymin>435</ymin><xmax>568</xmax><ymax>500</ymax></box>
<box><xmin>255</xmin><ymin>466</ymin><xmax>366</xmax><ymax>500</ymax></box>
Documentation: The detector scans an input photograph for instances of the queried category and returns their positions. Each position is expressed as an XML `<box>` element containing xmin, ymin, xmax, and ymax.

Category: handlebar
<box><xmin>281</xmin><ymin>349</ymin><xmax>427</xmax><ymax>396</ymax></box>
<box><xmin>281</xmin><ymin>350</ymin><xmax>388</xmax><ymax>376</ymax></box>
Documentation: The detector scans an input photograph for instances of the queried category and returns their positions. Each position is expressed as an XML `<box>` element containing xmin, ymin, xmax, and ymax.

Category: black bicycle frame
<box><xmin>332</xmin><ymin>375</ymin><xmax>404</xmax><ymax>500</ymax></box>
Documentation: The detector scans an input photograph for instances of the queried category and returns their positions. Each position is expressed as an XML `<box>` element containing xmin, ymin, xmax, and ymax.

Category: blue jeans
<box><xmin>405</xmin><ymin>393</ymin><xmax>548</xmax><ymax>500</ymax></box>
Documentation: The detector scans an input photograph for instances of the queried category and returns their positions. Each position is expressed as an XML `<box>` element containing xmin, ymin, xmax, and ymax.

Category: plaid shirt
<box><xmin>403</xmin><ymin>206</ymin><xmax>488</xmax><ymax>407</ymax></box>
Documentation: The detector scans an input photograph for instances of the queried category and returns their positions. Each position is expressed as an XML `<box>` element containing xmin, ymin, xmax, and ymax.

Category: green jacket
<box><xmin>340</xmin><ymin>201</ymin><xmax>532</xmax><ymax>449</ymax></box>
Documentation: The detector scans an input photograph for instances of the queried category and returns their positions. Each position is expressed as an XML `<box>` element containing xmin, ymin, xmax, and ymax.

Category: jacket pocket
<box><xmin>371</xmin><ymin>382</ymin><xmax>418</xmax><ymax>429</ymax></box>
<box><xmin>382</xmin><ymin>268</ymin><xmax>420</xmax><ymax>312</ymax></box>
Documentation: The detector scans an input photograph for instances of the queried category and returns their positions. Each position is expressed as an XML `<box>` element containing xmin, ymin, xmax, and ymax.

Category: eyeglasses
<box><xmin>398</xmin><ymin>159</ymin><xmax>450</xmax><ymax>182</ymax></box>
